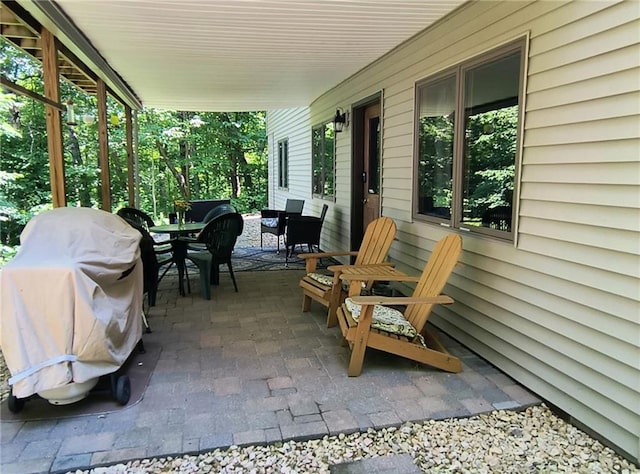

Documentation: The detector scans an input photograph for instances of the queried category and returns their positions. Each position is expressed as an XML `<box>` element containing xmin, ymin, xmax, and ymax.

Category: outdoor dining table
<box><xmin>149</xmin><ymin>223</ymin><xmax>205</xmax><ymax>296</ymax></box>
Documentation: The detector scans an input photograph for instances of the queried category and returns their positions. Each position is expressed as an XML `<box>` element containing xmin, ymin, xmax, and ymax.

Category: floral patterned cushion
<box><xmin>307</xmin><ymin>273</ymin><xmax>367</xmax><ymax>293</ymax></box>
<box><xmin>261</xmin><ymin>218</ymin><xmax>279</xmax><ymax>228</ymax></box>
<box><xmin>307</xmin><ymin>272</ymin><xmax>334</xmax><ymax>286</ymax></box>
<box><xmin>345</xmin><ymin>297</ymin><xmax>417</xmax><ymax>339</ymax></box>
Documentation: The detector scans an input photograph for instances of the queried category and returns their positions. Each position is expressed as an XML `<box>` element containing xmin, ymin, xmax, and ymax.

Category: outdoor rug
<box><xmin>225</xmin><ymin>246</ymin><xmax>338</xmax><ymax>272</ymax></box>
<box><xmin>0</xmin><ymin>340</ymin><xmax>161</xmax><ymax>421</ymax></box>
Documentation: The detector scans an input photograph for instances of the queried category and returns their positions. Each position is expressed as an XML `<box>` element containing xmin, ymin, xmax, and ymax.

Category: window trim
<box><xmin>277</xmin><ymin>138</ymin><xmax>289</xmax><ymax>190</ymax></box>
<box><xmin>413</xmin><ymin>39</ymin><xmax>526</xmax><ymax>241</ymax></box>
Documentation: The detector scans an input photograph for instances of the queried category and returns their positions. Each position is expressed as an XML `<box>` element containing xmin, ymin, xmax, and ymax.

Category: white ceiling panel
<box><xmin>28</xmin><ymin>0</ymin><xmax>467</xmax><ymax>111</ymax></box>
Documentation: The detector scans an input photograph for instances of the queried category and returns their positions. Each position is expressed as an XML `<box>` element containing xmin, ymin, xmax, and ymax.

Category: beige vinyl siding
<box><xmin>526</xmin><ymin>67</ymin><xmax>640</xmax><ymax>110</ymax></box>
<box><xmin>266</xmin><ymin>107</ymin><xmax>345</xmax><ymax>250</ymax></box>
<box><xmin>448</xmin><ymin>1</ymin><xmax>638</xmax><ymax>459</ymax></box>
<box><xmin>268</xmin><ymin>0</ymin><xmax>640</xmax><ymax>462</ymax></box>
<box><xmin>424</xmin><ymin>0</ymin><xmax>639</xmax><ymax>460</ymax></box>
<box><xmin>266</xmin><ymin>107</ymin><xmax>310</xmax><ymax>209</ymax></box>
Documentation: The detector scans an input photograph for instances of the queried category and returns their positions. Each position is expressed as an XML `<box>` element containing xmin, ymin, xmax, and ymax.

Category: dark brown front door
<box><xmin>362</xmin><ymin>103</ymin><xmax>381</xmax><ymax>230</ymax></box>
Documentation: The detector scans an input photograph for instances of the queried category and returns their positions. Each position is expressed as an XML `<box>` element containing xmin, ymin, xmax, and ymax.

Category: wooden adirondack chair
<box><xmin>298</xmin><ymin>216</ymin><xmax>397</xmax><ymax>327</ymax></box>
<box><xmin>336</xmin><ymin>233</ymin><xmax>463</xmax><ymax>376</ymax></box>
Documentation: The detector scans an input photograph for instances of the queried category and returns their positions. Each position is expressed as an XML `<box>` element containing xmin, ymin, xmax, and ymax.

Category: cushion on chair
<box><xmin>307</xmin><ymin>272</ymin><xmax>367</xmax><ymax>292</ymax></box>
<box><xmin>345</xmin><ymin>297</ymin><xmax>418</xmax><ymax>339</ymax></box>
<box><xmin>261</xmin><ymin>218</ymin><xmax>279</xmax><ymax>228</ymax></box>
<box><xmin>307</xmin><ymin>272</ymin><xmax>334</xmax><ymax>286</ymax></box>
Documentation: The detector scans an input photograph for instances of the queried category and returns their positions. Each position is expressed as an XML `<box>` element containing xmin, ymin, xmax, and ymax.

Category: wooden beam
<box><xmin>96</xmin><ymin>78</ymin><xmax>111</xmax><ymax>211</ymax></box>
<box><xmin>0</xmin><ymin>75</ymin><xmax>64</xmax><ymax>111</ymax></box>
<box><xmin>125</xmin><ymin>105</ymin><xmax>135</xmax><ymax>207</ymax></box>
<box><xmin>1</xmin><ymin>23</ymin><xmax>33</xmax><ymax>37</ymax></box>
<box><xmin>41</xmin><ymin>27</ymin><xmax>66</xmax><ymax>207</ymax></box>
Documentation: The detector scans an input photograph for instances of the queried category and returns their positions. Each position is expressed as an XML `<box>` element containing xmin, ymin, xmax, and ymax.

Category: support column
<box><xmin>132</xmin><ymin>110</ymin><xmax>140</xmax><ymax>208</ymax></box>
<box><xmin>125</xmin><ymin>105</ymin><xmax>135</xmax><ymax>207</ymax></box>
<box><xmin>96</xmin><ymin>78</ymin><xmax>111</xmax><ymax>211</ymax></box>
<box><xmin>41</xmin><ymin>28</ymin><xmax>66</xmax><ymax>207</ymax></box>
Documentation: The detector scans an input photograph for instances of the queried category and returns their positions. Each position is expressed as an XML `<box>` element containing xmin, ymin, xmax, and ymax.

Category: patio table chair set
<box><xmin>117</xmin><ymin>205</ymin><xmax>463</xmax><ymax>377</ymax></box>
<box><xmin>116</xmin><ymin>204</ymin><xmax>244</xmax><ymax>303</ymax></box>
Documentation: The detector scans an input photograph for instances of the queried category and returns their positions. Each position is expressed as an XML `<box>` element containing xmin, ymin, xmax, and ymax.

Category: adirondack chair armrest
<box><xmin>340</xmin><ymin>273</ymin><xmax>420</xmax><ymax>283</ymax></box>
<box><xmin>298</xmin><ymin>250</ymin><xmax>359</xmax><ymax>260</ymax></box>
<box><xmin>349</xmin><ymin>295</ymin><xmax>454</xmax><ymax>306</ymax></box>
<box><xmin>299</xmin><ymin>251</ymin><xmax>359</xmax><ymax>273</ymax></box>
<box><xmin>326</xmin><ymin>261</ymin><xmax>394</xmax><ymax>273</ymax></box>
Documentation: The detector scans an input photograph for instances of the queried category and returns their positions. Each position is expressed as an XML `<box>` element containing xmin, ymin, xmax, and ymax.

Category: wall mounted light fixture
<box><xmin>334</xmin><ymin>108</ymin><xmax>348</xmax><ymax>133</ymax></box>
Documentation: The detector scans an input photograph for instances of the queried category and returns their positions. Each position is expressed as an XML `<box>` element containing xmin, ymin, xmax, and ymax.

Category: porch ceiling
<box><xmin>15</xmin><ymin>0</ymin><xmax>466</xmax><ymax>111</ymax></box>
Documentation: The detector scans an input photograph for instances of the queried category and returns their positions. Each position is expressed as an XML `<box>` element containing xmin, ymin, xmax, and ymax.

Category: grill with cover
<box><xmin>0</xmin><ymin>207</ymin><xmax>144</xmax><ymax>410</ymax></box>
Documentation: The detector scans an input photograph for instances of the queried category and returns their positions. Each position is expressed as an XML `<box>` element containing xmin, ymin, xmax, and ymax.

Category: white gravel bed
<box><xmin>66</xmin><ymin>405</ymin><xmax>637</xmax><ymax>474</ymax></box>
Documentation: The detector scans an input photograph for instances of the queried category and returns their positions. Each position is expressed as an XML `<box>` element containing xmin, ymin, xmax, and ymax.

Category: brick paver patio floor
<box><xmin>1</xmin><ymin>268</ymin><xmax>540</xmax><ymax>474</ymax></box>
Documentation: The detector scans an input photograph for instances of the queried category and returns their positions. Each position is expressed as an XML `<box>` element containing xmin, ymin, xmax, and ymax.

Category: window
<box><xmin>414</xmin><ymin>40</ymin><xmax>524</xmax><ymax>237</ymax></box>
<box><xmin>312</xmin><ymin>121</ymin><xmax>335</xmax><ymax>199</ymax></box>
<box><xmin>278</xmin><ymin>138</ymin><xmax>289</xmax><ymax>189</ymax></box>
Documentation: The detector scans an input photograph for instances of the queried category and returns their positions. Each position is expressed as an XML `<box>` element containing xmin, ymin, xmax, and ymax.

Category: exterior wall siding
<box><xmin>266</xmin><ymin>0</ymin><xmax>640</xmax><ymax>462</ymax></box>
<box><xmin>266</xmin><ymin>108</ymin><xmax>310</xmax><ymax>210</ymax></box>
<box><xmin>266</xmin><ymin>107</ymin><xmax>345</xmax><ymax>247</ymax></box>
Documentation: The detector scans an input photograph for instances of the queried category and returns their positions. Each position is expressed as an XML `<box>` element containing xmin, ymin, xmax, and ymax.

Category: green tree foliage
<box><xmin>1</xmin><ymin>38</ymin><xmax>267</xmax><ymax>253</ymax></box>
<box><xmin>417</xmin><ymin>114</ymin><xmax>453</xmax><ymax>211</ymax></box>
<box><xmin>417</xmin><ymin>106</ymin><xmax>517</xmax><ymax>221</ymax></box>
<box><xmin>138</xmin><ymin>109</ymin><xmax>267</xmax><ymax>220</ymax></box>
<box><xmin>0</xmin><ymin>42</ymin><xmax>52</xmax><ymax>250</ymax></box>
<box><xmin>463</xmin><ymin>106</ymin><xmax>517</xmax><ymax>217</ymax></box>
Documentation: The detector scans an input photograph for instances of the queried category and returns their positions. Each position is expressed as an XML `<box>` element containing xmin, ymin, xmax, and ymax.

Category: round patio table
<box><xmin>149</xmin><ymin>223</ymin><xmax>204</xmax><ymax>296</ymax></box>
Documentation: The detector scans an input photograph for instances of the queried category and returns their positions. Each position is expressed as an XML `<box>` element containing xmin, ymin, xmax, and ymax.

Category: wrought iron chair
<box><xmin>260</xmin><ymin>199</ymin><xmax>304</xmax><ymax>253</ymax></box>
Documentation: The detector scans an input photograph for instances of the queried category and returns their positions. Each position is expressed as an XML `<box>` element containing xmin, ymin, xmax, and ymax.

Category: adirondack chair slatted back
<box><xmin>354</xmin><ymin>217</ymin><xmax>397</xmax><ymax>265</ymax></box>
<box><xmin>404</xmin><ymin>234</ymin><xmax>462</xmax><ymax>331</ymax></box>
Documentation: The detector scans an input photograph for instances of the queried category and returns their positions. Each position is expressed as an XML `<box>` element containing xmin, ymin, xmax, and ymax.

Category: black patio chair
<box><xmin>122</xmin><ymin>220</ymin><xmax>175</xmax><ymax>332</ymax></box>
<box><xmin>260</xmin><ymin>199</ymin><xmax>304</xmax><ymax>253</ymax></box>
<box><xmin>285</xmin><ymin>203</ymin><xmax>328</xmax><ymax>263</ymax></box>
<box><xmin>202</xmin><ymin>203</ymin><xmax>236</xmax><ymax>223</ymax></box>
<box><xmin>185</xmin><ymin>212</ymin><xmax>244</xmax><ymax>299</ymax></box>
<box><xmin>116</xmin><ymin>207</ymin><xmax>155</xmax><ymax>231</ymax></box>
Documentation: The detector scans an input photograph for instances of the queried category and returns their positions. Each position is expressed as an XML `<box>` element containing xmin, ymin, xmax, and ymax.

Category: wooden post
<box><xmin>125</xmin><ymin>105</ymin><xmax>135</xmax><ymax>207</ymax></box>
<box><xmin>41</xmin><ymin>28</ymin><xmax>66</xmax><ymax>207</ymax></box>
<box><xmin>96</xmin><ymin>79</ymin><xmax>111</xmax><ymax>211</ymax></box>
<box><xmin>132</xmin><ymin>109</ymin><xmax>140</xmax><ymax>208</ymax></box>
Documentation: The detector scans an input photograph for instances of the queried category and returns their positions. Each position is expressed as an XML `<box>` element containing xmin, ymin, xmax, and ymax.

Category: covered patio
<box><xmin>2</xmin><ymin>1</ymin><xmax>638</xmax><ymax>471</ymax></box>
<box><xmin>0</xmin><ymin>257</ymin><xmax>540</xmax><ymax>473</ymax></box>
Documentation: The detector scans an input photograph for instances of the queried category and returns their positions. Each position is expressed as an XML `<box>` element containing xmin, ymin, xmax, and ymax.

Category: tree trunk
<box><xmin>156</xmin><ymin>140</ymin><xmax>189</xmax><ymax>201</ymax></box>
<box><xmin>67</xmin><ymin>127</ymin><xmax>92</xmax><ymax>207</ymax></box>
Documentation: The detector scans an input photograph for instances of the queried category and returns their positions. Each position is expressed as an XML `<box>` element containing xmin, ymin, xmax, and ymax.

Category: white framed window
<box><xmin>278</xmin><ymin>138</ymin><xmax>288</xmax><ymax>189</ymax></box>
<box><xmin>414</xmin><ymin>40</ymin><xmax>525</xmax><ymax>239</ymax></box>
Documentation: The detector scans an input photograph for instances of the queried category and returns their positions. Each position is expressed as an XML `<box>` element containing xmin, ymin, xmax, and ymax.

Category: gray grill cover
<box><xmin>0</xmin><ymin>207</ymin><xmax>143</xmax><ymax>398</ymax></box>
